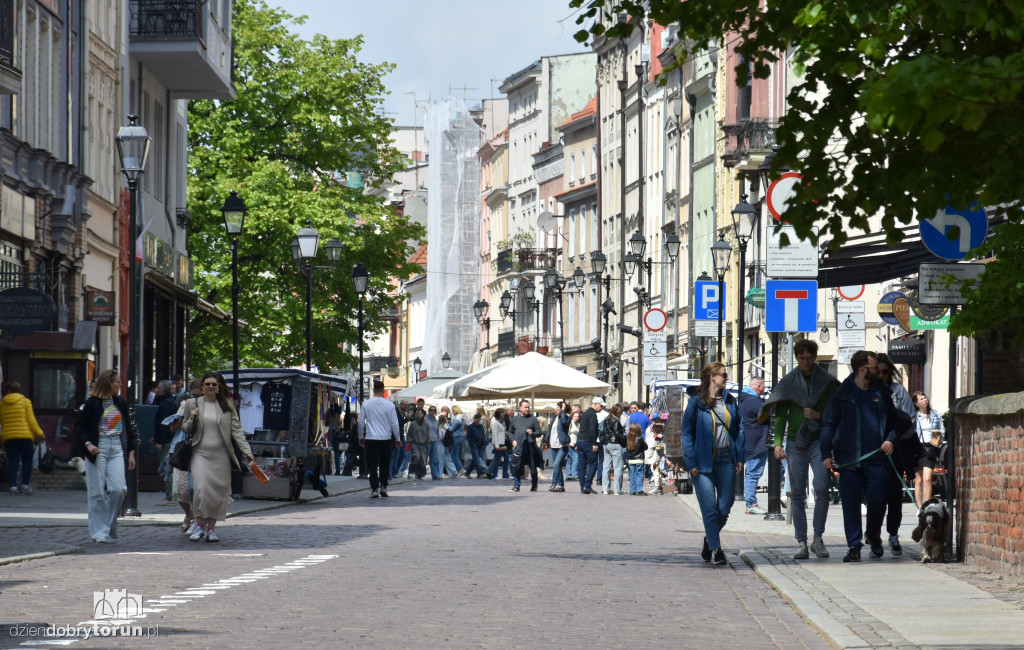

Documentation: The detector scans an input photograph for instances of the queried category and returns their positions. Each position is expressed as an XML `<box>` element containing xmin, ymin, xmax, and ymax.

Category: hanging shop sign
<box><xmin>0</xmin><ymin>287</ymin><xmax>55</xmax><ymax>334</ymax></box>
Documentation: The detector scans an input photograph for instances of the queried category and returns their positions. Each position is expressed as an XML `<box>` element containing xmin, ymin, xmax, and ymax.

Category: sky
<box><xmin>268</xmin><ymin>0</ymin><xmax>589</xmax><ymax>126</ymax></box>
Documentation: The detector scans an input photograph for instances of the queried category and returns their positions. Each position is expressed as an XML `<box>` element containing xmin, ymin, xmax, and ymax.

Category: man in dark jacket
<box><xmin>738</xmin><ymin>377</ymin><xmax>769</xmax><ymax>515</ymax></box>
<box><xmin>464</xmin><ymin>413</ymin><xmax>489</xmax><ymax>478</ymax></box>
<box><xmin>821</xmin><ymin>350</ymin><xmax>908</xmax><ymax>563</ymax></box>
<box><xmin>152</xmin><ymin>380</ymin><xmax>179</xmax><ymax>504</ymax></box>
<box><xmin>508</xmin><ymin>399</ymin><xmax>542</xmax><ymax>492</ymax></box>
<box><xmin>576</xmin><ymin>397</ymin><xmax>603</xmax><ymax>494</ymax></box>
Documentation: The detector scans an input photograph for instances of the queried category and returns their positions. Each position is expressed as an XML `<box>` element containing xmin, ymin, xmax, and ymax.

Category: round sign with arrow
<box><xmin>920</xmin><ymin>204</ymin><xmax>987</xmax><ymax>260</ymax></box>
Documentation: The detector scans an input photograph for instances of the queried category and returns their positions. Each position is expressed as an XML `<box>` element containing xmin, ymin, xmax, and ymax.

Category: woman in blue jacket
<box><xmin>682</xmin><ymin>362</ymin><xmax>744</xmax><ymax>566</ymax></box>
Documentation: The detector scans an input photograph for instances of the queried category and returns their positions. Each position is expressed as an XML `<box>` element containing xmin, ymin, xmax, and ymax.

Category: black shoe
<box><xmin>530</xmin><ymin>485</ymin><xmax>538</xmax><ymax>492</ymax></box>
<box><xmin>555</xmin><ymin>487</ymin><xmax>565</xmax><ymax>492</ymax></box>
<box><xmin>701</xmin><ymin>537</ymin><xmax>711</xmax><ymax>563</ymax></box>
<box><xmin>868</xmin><ymin>537</ymin><xmax>884</xmax><ymax>558</ymax></box>
<box><xmin>712</xmin><ymin>549</ymin><xmax>727</xmax><ymax>565</ymax></box>
<box><xmin>843</xmin><ymin>546</ymin><xmax>862</xmax><ymax>563</ymax></box>
<box><xmin>380</xmin><ymin>488</ymin><xmax>389</xmax><ymax>498</ymax></box>
<box><xmin>582</xmin><ymin>487</ymin><xmax>593</xmax><ymax>494</ymax></box>
<box><xmin>333</xmin><ymin>471</ymin><xmax>341</xmax><ymax>476</ymax></box>
<box><xmin>509</xmin><ymin>486</ymin><xmax>519</xmax><ymax>492</ymax></box>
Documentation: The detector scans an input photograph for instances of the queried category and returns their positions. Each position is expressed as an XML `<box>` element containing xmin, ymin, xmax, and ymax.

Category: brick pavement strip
<box><xmin>0</xmin><ymin>480</ymin><xmax>832</xmax><ymax>649</ymax></box>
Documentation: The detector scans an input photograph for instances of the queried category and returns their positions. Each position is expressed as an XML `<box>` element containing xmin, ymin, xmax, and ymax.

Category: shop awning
<box><xmin>218</xmin><ymin>367</ymin><xmax>353</xmax><ymax>395</ymax></box>
<box><xmin>816</xmin><ymin>224</ymin><xmax>931</xmax><ymax>288</ymax></box>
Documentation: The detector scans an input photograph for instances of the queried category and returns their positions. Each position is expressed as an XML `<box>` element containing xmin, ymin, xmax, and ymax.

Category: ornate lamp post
<box><xmin>731</xmin><ymin>194</ymin><xmax>757</xmax><ymax>386</ymax></box>
<box><xmin>711</xmin><ymin>236</ymin><xmax>732</xmax><ymax>363</ymax></box>
<box><xmin>412</xmin><ymin>357</ymin><xmax>422</xmax><ymax>383</ymax></box>
<box><xmin>290</xmin><ymin>223</ymin><xmax>342</xmax><ymax>371</ymax></box>
<box><xmin>351</xmin><ymin>262</ymin><xmax>369</xmax><ymax>404</ymax></box>
<box><xmin>115</xmin><ymin>114</ymin><xmax>151</xmax><ymax>518</ymax></box>
<box><xmin>221</xmin><ymin>191</ymin><xmax>247</xmax><ymax>408</ymax></box>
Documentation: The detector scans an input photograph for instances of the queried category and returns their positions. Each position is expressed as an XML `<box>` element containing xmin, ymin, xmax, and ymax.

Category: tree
<box><xmin>571</xmin><ymin>0</ymin><xmax>1024</xmax><ymax>342</ymax></box>
<box><xmin>187</xmin><ymin>0</ymin><xmax>423</xmax><ymax>374</ymax></box>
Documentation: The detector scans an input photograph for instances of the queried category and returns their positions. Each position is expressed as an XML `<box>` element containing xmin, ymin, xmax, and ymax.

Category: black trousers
<box><xmin>364</xmin><ymin>439</ymin><xmax>393</xmax><ymax>491</ymax></box>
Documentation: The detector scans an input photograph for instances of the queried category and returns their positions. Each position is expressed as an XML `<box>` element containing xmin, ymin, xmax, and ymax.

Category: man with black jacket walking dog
<box><xmin>508</xmin><ymin>399</ymin><xmax>542</xmax><ymax>492</ymax></box>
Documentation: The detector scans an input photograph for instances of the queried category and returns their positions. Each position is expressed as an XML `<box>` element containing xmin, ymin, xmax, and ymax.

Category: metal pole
<box><xmin>358</xmin><ymin>295</ymin><xmax>365</xmax><ymax>405</ymax></box>
<box><xmin>737</xmin><ymin>242</ymin><xmax>747</xmax><ymax>387</ymax></box>
<box><xmin>232</xmin><ymin>238</ymin><xmax>240</xmax><ymax>407</ymax></box>
<box><xmin>124</xmin><ymin>179</ymin><xmax>141</xmax><ymax>517</ymax></box>
<box><xmin>948</xmin><ymin>304</ymin><xmax>959</xmax><ymax>559</ymax></box>
<box><xmin>511</xmin><ymin>309</ymin><xmax>517</xmax><ymax>358</ymax></box>
<box><xmin>765</xmin><ymin>331</ymin><xmax>783</xmax><ymax>519</ymax></box>
<box><xmin>304</xmin><ymin>263</ymin><xmax>313</xmax><ymax>371</ymax></box>
<box><xmin>717</xmin><ymin>274</ymin><xmax>725</xmax><ymax>362</ymax></box>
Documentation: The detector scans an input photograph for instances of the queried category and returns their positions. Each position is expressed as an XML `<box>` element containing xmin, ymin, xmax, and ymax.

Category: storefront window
<box><xmin>33</xmin><ymin>362</ymin><xmax>80</xmax><ymax>410</ymax></box>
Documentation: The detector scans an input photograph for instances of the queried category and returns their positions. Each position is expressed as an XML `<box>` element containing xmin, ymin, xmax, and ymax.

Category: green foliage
<box><xmin>187</xmin><ymin>0</ymin><xmax>424</xmax><ymax>374</ymax></box>
<box><xmin>571</xmin><ymin>0</ymin><xmax>1024</xmax><ymax>342</ymax></box>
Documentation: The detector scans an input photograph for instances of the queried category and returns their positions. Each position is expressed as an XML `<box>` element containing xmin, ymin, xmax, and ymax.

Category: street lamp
<box><xmin>291</xmin><ymin>221</ymin><xmax>342</xmax><ymax>371</ymax></box>
<box><xmin>473</xmin><ymin>299</ymin><xmax>491</xmax><ymax>349</ymax></box>
<box><xmin>222</xmin><ymin>191</ymin><xmax>247</xmax><ymax>408</ymax></box>
<box><xmin>441</xmin><ymin>352</ymin><xmax>451</xmax><ymax>369</ymax></box>
<box><xmin>731</xmin><ymin>194</ymin><xmax>757</xmax><ymax>387</ymax></box>
<box><xmin>711</xmin><ymin>235</ymin><xmax>732</xmax><ymax>363</ymax></box>
<box><xmin>115</xmin><ymin>113</ymin><xmax>151</xmax><ymax>519</ymax></box>
<box><xmin>351</xmin><ymin>262</ymin><xmax>369</xmax><ymax>405</ymax></box>
<box><xmin>412</xmin><ymin>356</ymin><xmax>422</xmax><ymax>383</ymax></box>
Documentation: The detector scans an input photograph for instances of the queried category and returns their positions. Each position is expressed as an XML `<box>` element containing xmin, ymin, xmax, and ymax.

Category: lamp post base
<box><xmin>124</xmin><ymin>508</ymin><xmax>142</xmax><ymax>517</ymax></box>
<box><xmin>763</xmin><ymin>513</ymin><xmax>785</xmax><ymax>521</ymax></box>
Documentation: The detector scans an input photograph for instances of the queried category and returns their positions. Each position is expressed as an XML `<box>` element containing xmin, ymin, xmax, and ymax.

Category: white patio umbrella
<box><xmin>434</xmin><ymin>351</ymin><xmax>610</xmax><ymax>401</ymax></box>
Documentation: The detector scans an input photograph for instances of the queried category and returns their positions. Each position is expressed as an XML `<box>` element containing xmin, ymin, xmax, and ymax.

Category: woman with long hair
<box><xmin>601</xmin><ymin>403</ymin><xmax>627</xmax><ymax>495</ymax></box>
<box><xmin>911</xmin><ymin>391</ymin><xmax>945</xmax><ymax>509</ymax></box>
<box><xmin>682</xmin><ymin>362</ymin><xmax>744</xmax><ymax>566</ymax></box>
<box><xmin>74</xmin><ymin>370</ymin><xmax>138</xmax><ymax>543</ymax></box>
<box><xmin>180</xmin><ymin>372</ymin><xmax>254</xmax><ymax>542</ymax></box>
<box><xmin>625</xmin><ymin>423</ymin><xmax>648</xmax><ymax>495</ymax></box>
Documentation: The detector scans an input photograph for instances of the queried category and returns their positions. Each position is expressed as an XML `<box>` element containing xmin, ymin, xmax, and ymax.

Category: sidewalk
<box><xmin>0</xmin><ymin>472</ymin><xmax>388</xmax><ymax>565</ymax></box>
<box><xmin>675</xmin><ymin>490</ymin><xmax>1024</xmax><ymax>648</ymax></box>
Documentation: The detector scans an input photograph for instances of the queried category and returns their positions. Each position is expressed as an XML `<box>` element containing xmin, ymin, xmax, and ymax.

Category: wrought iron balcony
<box><xmin>722</xmin><ymin>119</ymin><xmax>777</xmax><ymax>170</ymax></box>
<box><xmin>130</xmin><ymin>0</ymin><xmax>204</xmax><ymax>40</ymax></box>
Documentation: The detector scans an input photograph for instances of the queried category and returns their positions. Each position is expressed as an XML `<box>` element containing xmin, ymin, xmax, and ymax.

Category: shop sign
<box><xmin>888</xmin><ymin>337</ymin><xmax>927</xmax><ymax>365</ymax></box>
<box><xmin>144</xmin><ymin>232</ymin><xmax>175</xmax><ymax>276</ymax></box>
<box><xmin>85</xmin><ymin>290</ymin><xmax>116</xmax><ymax>325</ymax></box>
<box><xmin>0</xmin><ymin>287</ymin><xmax>55</xmax><ymax>333</ymax></box>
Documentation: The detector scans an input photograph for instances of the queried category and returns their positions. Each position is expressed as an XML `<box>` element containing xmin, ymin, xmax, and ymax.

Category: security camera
<box><xmin>619</xmin><ymin>325</ymin><xmax>641</xmax><ymax>337</ymax></box>
<box><xmin>591</xmin><ymin>338</ymin><xmax>602</xmax><ymax>353</ymax></box>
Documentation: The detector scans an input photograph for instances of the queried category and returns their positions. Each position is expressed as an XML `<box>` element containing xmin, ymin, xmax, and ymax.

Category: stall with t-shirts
<box><xmin>221</xmin><ymin>368</ymin><xmax>352</xmax><ymax>499</ymax></box>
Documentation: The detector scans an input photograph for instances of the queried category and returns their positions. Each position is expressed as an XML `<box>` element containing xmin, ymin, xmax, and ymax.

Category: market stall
<box><xmin>220</xmin><ymin>368</ymin><xmax>352</xmax><ymax>499</ymax></box>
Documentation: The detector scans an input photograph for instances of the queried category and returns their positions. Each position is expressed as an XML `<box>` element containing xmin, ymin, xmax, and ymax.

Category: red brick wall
<box><xmin>954</xmin><ymin>411</ymin><xmax>1024</xmax><ymax>578</ymax></box>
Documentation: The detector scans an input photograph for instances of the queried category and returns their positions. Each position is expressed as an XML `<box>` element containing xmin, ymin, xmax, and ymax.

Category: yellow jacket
<box><xmin>0</xmin><ymin>393</ymin><xmax>45</xmax><ymax>443</ymax></box>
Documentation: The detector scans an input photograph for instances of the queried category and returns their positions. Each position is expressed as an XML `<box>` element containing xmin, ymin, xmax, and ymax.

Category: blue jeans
<box><xmin>429</xmin><ymin>441</ymin><xmax>445</xmax><ymax>478</ymax></box>
<box><xmin>445</xmin><ymin>436</ymin><xmax>465</xmax><ymax>474</ymax></box>
<box><xmin>5</xmin><ymin>439</ymin><xmax>34</xmax><ymax>488</ymax></box>
<box><xmin>576</xmin><ymin>444</ymin><xmax>599</xmax><ymax>491</ymax></box>
<box><xmin>744</xmin><ymin>451</ymin><xmax>768</xmax><ymax>508</ymax></box>
<box><xmin>628</xmin><ymin>462</ymin><xmax>645</xmax><ymax>493</ymax></box>
<box><xmin>390</xmin><ymin>441</ymin><xmax>405</xmax><ymax>477</ymax></box>
<box><xmin>693</xmin><ymin>453</ymin><xmax>738</xmax><ymax>551</ymax></box>
<box><xmin>549</xmin><ymin>446</ymin><xmax>567</xmax><ymax>487</ymax></box>
<box><xmin>467</xmin><ymin>443</ymin><xmax>489</xmax><ymax>477</ymax></box>
<box><xmin>786</xmin><ymin>440</ymin><xmax>830</xmax><ymax>543</ymax></box>
<box><xmin>838</xmin><ymin>461</ymin><xmax>888</xmax><ymax>548</ymax></box>
<box><xmin>565</xmin><ymin>447</ymin><xmax>578</xmax><ymax>479</ymax></box>
<box><xmin>489</xmin><ymin>447</ymin><xmax>510</xmax><ymax>478</ymax></box>
<box><xmin>602</xmin><ymin>443</ymin><xmax>624</xmax><ymax>493</ymax></box>
<box><xmin>85</xmin><ymin>436</ymin><xmax>126</xmax><ymax>541</ymax></box>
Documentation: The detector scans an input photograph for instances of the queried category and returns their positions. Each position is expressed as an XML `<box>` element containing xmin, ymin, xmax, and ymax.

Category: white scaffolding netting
<box><xmin>422</xmin><ymin>98</ymin><xmax>482</xmax><ymax>375</ymax></box>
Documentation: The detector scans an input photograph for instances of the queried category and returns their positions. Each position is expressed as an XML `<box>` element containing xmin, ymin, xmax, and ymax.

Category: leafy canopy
<box><xmin>187</xmin><ymin>0</ymin><xmax>423</xmax><ymax>374</ymax></box>
<box><xmin>571</xmin><ymin>0</ymin><xmax>1024</xmax><ymax>341</ymax></box>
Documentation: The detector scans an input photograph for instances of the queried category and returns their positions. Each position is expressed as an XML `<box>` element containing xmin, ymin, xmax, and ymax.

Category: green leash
<box><xmin>833</xmin><ymin>447</ymin><xmax>921</xmax><ymax>515</ymax></box>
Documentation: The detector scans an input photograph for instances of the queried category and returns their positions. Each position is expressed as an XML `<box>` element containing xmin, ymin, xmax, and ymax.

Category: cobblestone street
<box><xmin>0</xmin><ymin>479</ymin><xmax>828</xmax><ymax>649</ymax></box>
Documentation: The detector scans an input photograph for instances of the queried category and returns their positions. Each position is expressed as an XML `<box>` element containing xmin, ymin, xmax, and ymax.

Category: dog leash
<box><xmin>833</xmin><ymin>447</ymin><xmax>922</xmax><ymax>515</ymax></box>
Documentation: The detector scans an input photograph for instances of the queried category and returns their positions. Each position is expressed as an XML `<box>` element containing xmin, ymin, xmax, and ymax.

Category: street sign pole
<box><xmin>717</xmin><ymin>275</ymin><xmax>725</xmax><ymax>363</ymax></box>
<box><xmin>766</xmin><ymin>331</ymin><xmax>783</xmax><ymax>520</ymax></box>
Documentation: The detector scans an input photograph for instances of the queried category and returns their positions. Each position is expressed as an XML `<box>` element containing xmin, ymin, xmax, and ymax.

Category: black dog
<box><xmin>911</xmin><ymin>498</ymin><xmax>949</xmax><ymax>563</ymax></box>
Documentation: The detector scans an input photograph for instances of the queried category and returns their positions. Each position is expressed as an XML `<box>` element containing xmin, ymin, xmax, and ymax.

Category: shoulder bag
<box><xmin>169</xmin><ymin>398</ymin><xmax>198</xmax><ymax>471</ymax></box>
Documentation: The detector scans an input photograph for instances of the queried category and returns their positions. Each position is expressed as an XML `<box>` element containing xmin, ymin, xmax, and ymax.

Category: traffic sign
<box><xmin>694</xmin><ymin>280</ymin><xmax>725</xmax><ymax>320</ymax></box>
<box><xmin>765</xmin><ymin>280</ymin><xmax>818</xmax><ymax>332</ymax></box>
<box><xmin>920</xmin><ymin>204</ymin><xmax>987</xmax><ymax>260</ymax></box>
<box><xmin>766</xmin><ymin>172</ymin><xmax>803</xmax><ymax>222</ymax></box>
<box><xmin>838</xmin><ymin>285</ymin><xmax>865</xmax><ymax>301</ymax></box>
<box><xmin>838</xmin><ymin>347</ymin><xmax>857</xmax><ymax>365</ymax></box>
<box><xmin>694</xmin><ymin>320</ymin><xmax>718</xmax><ymax>337</ymax></box>
<box><xmin>643</xmin><ymin>308</ymin><xmax>668</xmax><ymax>332</ymax></box>
<box><xmin>645</xmin><ymin>330</ymin><xmax>667</xmax><ymax>342</ymax></box>
<box><xmin>643</xmin><ymin>370</ymin><xmax>668</xmax><ymax>385</ymax></box>
<box><xmin>837</xmin><ymin>329</ymin><xmax>866</xmax><ymax>348</ymax></box>
<box><xmin>767</xmin><ymin>225</ymin><xmax>819</xmax><ymax>277</ymax></box>
<box><xmin>919</xmin><ymin>262</ymin><xmax>985</xmax><ymax>305</ymax></box>
<box><xmin>840</xmin><ymin>312</ymin><xmax>865</xmax><ymax>330</ymax></box>
<box><xmin>837</xmin><ymin>300</ymin><xmax>864</xmax><ymax>314</ymax></box>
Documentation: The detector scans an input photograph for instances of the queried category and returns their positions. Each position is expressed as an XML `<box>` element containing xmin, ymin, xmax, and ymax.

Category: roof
<box><xmin>409</xmin><ymin>243</ymin><xmax>427</xmax><ymax>267</ymax></box>
<box><xmin>558</xmin><ymin>96</ymin><xmax>598</xmax><ymax>130</ymax></box>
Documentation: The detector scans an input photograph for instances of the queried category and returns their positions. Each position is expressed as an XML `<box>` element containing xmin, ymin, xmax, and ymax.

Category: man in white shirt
<box><xmin>359</xmin><ymin>380</ymin><xmax>401</xmax><ymax>498</ymax></box>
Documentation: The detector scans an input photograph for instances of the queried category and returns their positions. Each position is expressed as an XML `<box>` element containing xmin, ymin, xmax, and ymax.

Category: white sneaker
<box><xmin>205</xmin><ymin>529</ymin><xmax>219</xmax><ymax>543</ymax></box>
<box><xmin>189</xmin><ymin>526</ymin><xmax>206</xmax><ymax>541</ymax></box>
<box><xmin>8</xmin><ymin>486</ymin><xmax>18</xmax><ymax>495</ymax></box>
<box><xmin>184</xmin><ymin>521</ymin><xmax>200</xmax><ymax>537</ymax></box>
<box><xmin>19</xmin><ymin>485</ymin><xmax>32</xmax><ymax>495</ymax></box>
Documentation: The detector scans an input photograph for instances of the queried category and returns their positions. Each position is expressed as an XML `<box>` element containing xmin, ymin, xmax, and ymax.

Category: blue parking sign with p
<box><xmin>695</xmin><ymin>280</ymin><xmax>724</xmax><ymax>320</ymax></box>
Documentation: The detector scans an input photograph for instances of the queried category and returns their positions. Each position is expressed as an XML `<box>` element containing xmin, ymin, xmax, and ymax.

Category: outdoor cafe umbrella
<box><xmin>433</xmin><ymin>352</ymin><xmax>610</xmax><ymax>401</ymax></box>
<box><xmin>391</xmin><ymin>368</ymin><xmax>463</xmax><ymax>402</ymax></box>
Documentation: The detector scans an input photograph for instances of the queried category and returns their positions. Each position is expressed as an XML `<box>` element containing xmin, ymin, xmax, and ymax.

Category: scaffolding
<box><xmin>422</xmin><ymin>98</ymin><xmax>482</xmax><ymax>375</ymax></box>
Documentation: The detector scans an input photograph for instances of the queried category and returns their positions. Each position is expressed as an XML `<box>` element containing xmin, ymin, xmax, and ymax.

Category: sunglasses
<box><xmin>203</xmin><ymin>382</ymin><xmax>218</xmax><ymax>387</ymax></box>
<box><xmin>713</xmin><ymin>372</ymin><xmax>728</xmax><ymax>378</ymax></box>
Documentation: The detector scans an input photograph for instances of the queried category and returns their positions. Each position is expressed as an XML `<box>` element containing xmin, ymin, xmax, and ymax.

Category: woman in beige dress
<box><xmin>181</xmin><ymin>372</ymin><xmax>253</xmax><ymax>542</ymax></box>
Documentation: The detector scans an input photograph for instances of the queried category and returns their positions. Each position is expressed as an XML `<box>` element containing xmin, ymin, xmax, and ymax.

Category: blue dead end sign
<box><xmin>920</xmin><ymin>204</ymin><xmax>987</xmax><ymax>260</ymax></box>
<box><xmin>765</xmin><ymin>280</ymin><xmax>818</xmax><ymax>332</ymax></box>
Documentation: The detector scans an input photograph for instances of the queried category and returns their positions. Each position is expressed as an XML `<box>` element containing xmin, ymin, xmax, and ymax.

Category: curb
<box><xmin>0</xmin><ymin>544</ymin><xmax>83</xmax><ymax>567</ymax></box>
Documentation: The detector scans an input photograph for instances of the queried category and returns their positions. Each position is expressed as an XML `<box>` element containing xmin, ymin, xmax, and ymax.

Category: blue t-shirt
<box><xmin>629</xmin><ymin>411</ymin><xmax>651</xmax><ymax>434</ymax></box>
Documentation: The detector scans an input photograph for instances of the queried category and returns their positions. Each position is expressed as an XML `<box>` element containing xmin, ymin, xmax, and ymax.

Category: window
<box><xmin>591</xmin><ymin>144</ymin><xmax>598</xmax><ymax>176</ymax></box>
<box><xmin>569</xmin><ymin>154</ymin><xmax>575</xmax><ymax>185</ymax></box>
<box><xmin>578</xmin><ymin>150</ymin><xmax>586</xmax><ymax>182</ymax></box>
<box><xmin>32</xmin><ymin>362</ymin><xmax>83</xmax><ymax>411</ymax></box>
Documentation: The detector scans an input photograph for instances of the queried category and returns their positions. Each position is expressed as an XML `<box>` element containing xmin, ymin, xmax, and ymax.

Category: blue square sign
<box><xmin>695</xmin><ymin>280</ymin><xmax>725</xmax><ymax>321</ymax></box>
<box><xmin>765</xmin><ymin>280</ymin><xmax>818</xmax><ymax>332</ymax></box>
